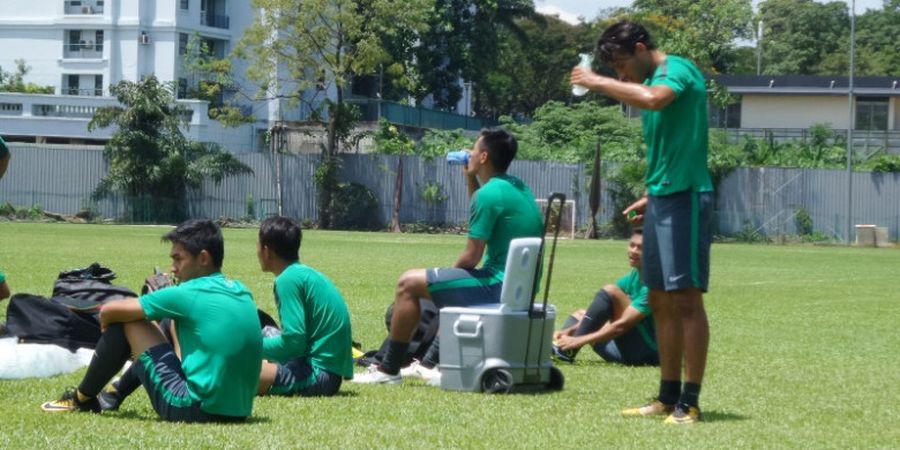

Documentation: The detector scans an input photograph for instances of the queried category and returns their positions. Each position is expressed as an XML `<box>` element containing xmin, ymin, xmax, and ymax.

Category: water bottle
<box><xmin>572</xmin><ymin>53</ymin><xmax>593</xmax><ymax>96</ymax></box>
<box><xmin>446</xmin><ymin>150</ymin><xmax>470</xmax><ymax>166</ymax></box>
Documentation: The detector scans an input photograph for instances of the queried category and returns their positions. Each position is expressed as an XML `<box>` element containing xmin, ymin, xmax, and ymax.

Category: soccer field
<box><xmin>0</xmin><ymin>222</ymin><xmax>897</xmax><ymax>448</ymax></box>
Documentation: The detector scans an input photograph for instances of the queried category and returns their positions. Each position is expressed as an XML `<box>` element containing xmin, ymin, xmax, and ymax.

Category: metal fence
<box><xmin>1</xmin><ymin>144</ymin><xmax>897</xmax><ymax>241</ymax></box>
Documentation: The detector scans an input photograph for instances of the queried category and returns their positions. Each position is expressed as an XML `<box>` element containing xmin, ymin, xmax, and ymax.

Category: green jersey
<box><xmin>642</xmin><ymin>55</ymin><xmax>714</xmax><ymax>196</ymax></box>
<box><xmin>0</xmin><ymin>269</ymin><xmax>6</xmax><ymax>283</ymax></box>
<box><xmin>263</xmin><ymin>262</ymin><xmax>354</xmax><ymax>379</ymax></box>
<box><xmin>615</xmin><ymin>269</ymin><xmax>656</xmax><ymax>351</ymax></box>
<box><xmin>140</xmin><ymin>272</ymin><xmax>262</xmax><ymax>418</ymax></box>
<box><xmin>468</xmin><ymin>174</ymin><xmax>544</xmax><ymax>273</ymax></box>
<box><xmin>0</xmin><ymin>135</ymin><xmax>8</xmax><ymax>158</ymax></box>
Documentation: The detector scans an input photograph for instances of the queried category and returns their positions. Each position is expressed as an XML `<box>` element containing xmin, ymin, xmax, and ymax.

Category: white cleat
<box><xmin>351</xmin><ymin>365</ymin><xmax>402</xmax><ymax>385</ymax></box>
<box><xmin>399</xmin><ymin>360</ymin><xmax>441</xmax><ymax>383</ymax></box>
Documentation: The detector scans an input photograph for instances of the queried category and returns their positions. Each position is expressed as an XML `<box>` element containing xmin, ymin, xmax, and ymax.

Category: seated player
<box><xmin>0</xmin><ymin>268</ymin><xmax>9</xmax><ymax>301</ymax></box>
<box><xmin>352</xmin><ymin>127</ymin><xmax>544</xmax><ymax>384</ymax></box>
<box><xmin>552</xmin><ymin>228</ymin><xmax>658</xmax><ymax>366</ymax></box>
<box><xmin>41</xmin><ymin>219</ymin><xmax>262</xmax><ymax>423</ymax></box>
<box><xmin>255</xmin><ymin>216</ymin><xmax>354</xmax><ymax>396</ymax></box>
<box><xmin>0</xmin><ymin>135</ymin><xmax>9</xmax><ymax>180</ymax></box>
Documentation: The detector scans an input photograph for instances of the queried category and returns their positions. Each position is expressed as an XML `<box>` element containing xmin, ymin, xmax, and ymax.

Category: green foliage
<box><xmin>421</xmin><ymin>182</ymin><xmax>447</xmax><ymax>205</ymax></box>
<box><xmin>418</xmin><ymin>128</ymin><xmax>475</xmax><ymax>161</ymax></box>
<box><xmin>0</xmin><ymin>59</ymin><xmax>54</xmax><ymax>94</ymax></box>
<box><xmin>245</xmin><ymin>194</ymin><xmax>257</xmax><ymax>221</ymax></box>
<box><xmin>330</xmin><ymin>182</ymin><xmax>382</xmax><ymax>230</ymax></box>
<box><xmin>88</xmin><ymin>76</ymin><xmax>252</xmax><ymax>223</ymax></box>
<box><xmin>732</xmin><ymin>221</ymin><xmax>771</xmax><ymax>243</ymax></box>
<box><xmin>795</xmin><ymin>207</ymin><xmax>814</xmax><ymax>236</ymax></box>
<box><xmin>860</xmin><ymin>154</ymin><xmax>900</xmax><ymax>172</ymax></box>
<box><xmin>373</xmin><ymin>118</ymin><xmax>415</xmax><ymax>156</ymax></box>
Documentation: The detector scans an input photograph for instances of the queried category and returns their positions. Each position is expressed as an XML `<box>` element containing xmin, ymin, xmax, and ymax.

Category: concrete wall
<box><xmin>741</xmin><ymin>95</ymin><xmax>851</xmax><ymax>129</ymax></box>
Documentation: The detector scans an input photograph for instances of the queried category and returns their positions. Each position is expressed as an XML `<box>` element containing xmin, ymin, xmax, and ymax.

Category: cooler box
<box><xmin>439</xmin><ymin>303</ymin><xmax>559</xmax><ymax>392</ymax></box>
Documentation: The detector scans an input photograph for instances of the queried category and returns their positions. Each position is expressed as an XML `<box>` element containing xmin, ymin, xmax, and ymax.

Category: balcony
<box><xmin>64</xmin><ymin>43</ymin><xmax>104</xmax><ymax>59</ymax></box>
<box><xmin>64</xmin><ymin>1</ymin><xmax>104</xmax><ymax>15</ymax></box>
<box><xmin>200</xmin><ymin>13</ymin><xmax>230</xmax><ymax>29</ymax></box>
<box><xmin>63</xmin><ymin>87</ymin><xmax>103</xmax><ymax>96</ymax></box>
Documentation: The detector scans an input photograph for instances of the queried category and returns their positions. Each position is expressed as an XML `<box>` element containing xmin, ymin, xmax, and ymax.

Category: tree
<box><xmin>0</xmin><ymin>59</ymin><xmax>54</xmax><ymax>94</ymax></box>
<box><xmin>757</xmin><ymin>0</ymin><xmax>849</xmax><ymax>75</ymax></box>
<box><xmin>373</xmin><ymin>119</ymin><xmax>416</xmax><ymax>232</ymax></box>
<box><xmin>234</xmin><ymin>0</ymin><xmax>431</xmax><ymax>229</ymax></box>
<box><xmin>88</xmin><ymin>76</ymin><xmax>252</xmax><ymax>223</ymax></box>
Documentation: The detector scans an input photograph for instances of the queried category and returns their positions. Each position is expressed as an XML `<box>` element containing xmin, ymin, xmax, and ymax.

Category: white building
<box><xmin>0</xmin><ymin>0</ymin><xmax>264</xmax><ymax>151</ymax></box>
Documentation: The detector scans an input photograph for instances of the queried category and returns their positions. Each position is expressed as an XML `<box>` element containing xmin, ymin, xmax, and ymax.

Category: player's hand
<box><xmin>556</xmin><ymin>334</ymin><xmax>585</xmax><ymax>351</ymax></box>
<box><xmin>570</xmin><ymin>66</ymin><xmax>603</xmax><ymax>91</ymax></box>
<box><xmin>623</xmin><ymin>196</ymin><xmax>648</xmax><ymax>225</ymax></box>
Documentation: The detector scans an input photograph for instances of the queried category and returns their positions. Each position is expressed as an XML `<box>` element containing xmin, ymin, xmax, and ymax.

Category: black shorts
<box><xmin>266</xmin><ymin>358</ymin><xmax>343</xmax><ymax>396</ymax></box>
<box><xmin>132</xmin><ymin>343</ymin><xmax>245</xmax><ymax>423</ymax></box>
<box><xmin>643</xmin><ymin>190</ymin><xmax>713</xmax><ymax>292</ymax></box>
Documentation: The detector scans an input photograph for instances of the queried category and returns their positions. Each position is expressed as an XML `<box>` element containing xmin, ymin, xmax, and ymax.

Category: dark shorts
<box><xmin>561</xmin><ymin>315</ymin><xmax>658</xmax><ymax>366</ymax></box>
<box><xmin>425</xmin><ymin>267</ymin><xmax>503</xmax><ymax>308</ymax></box>
<box><xmin>132</xmin><ymin>343</ymin><xmax>245</xmax><ymax>423</ymax></box>
<box><xmin>643</xmin><ymin>190</ymin><xmax>713</xmax><ymax>292</ymax></box>
<box><xmin>267</xmin><ymin>358</ymin><xmax>343</xmax><ymax>397</ymax></box>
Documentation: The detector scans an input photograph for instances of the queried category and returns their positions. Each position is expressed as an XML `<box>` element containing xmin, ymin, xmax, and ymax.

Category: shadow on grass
<box><xmin>701</xmin><ymin>411</ymin><xmax>749</xmax><ymax>422</ymax></box>
<box><xmin>103</xmin><ymin>410</ymin><xmax>273</xmax><ymax>424</ymax></box>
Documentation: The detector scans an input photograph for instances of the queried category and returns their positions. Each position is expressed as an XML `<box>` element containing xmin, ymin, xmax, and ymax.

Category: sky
<box><xmin>535</xmin><ymin>0</ymin><xmax>888</xmax><ymax>25</ymax></box>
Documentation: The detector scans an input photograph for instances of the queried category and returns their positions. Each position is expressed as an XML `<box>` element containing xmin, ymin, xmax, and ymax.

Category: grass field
<box><xmin>0</xmin><ymin>222</ymin><xmax>898</xmax><ymax>448</ymax></box>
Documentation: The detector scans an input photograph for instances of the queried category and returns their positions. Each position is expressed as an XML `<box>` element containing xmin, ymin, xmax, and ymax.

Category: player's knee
<box><xmin>396</xmin><ymin>270</ymin><xmax>425</xmax><ymax>295</ymax></box>
<box><xmin>572</xmin><ymin>309</ymin><xmax>587</xmax><ymax>320</ymax></box>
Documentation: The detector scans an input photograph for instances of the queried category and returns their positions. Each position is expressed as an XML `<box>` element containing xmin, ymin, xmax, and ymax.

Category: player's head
<box><xmin>162</xmin><ymin>219</ymin><xmax>224</xmax><ymax>281</ymax></box>
<box><xmin>628</xmin><ymin>227</ymin><xmax>643</xmax><ymax>268</ymax></box>
<box><xmin>596</xmin><ymin>21</ymin><xmax>657</xmax><ymax>83</ymax></box>
<box><xmin>469</xmin><ymin>127</ymin><xmax>518</xmax><ymax>174</ymax></box>
<box><xmin>257</xmin><ymin>216</ymin><xmax>302</xmax><ymax>271</ymax></box>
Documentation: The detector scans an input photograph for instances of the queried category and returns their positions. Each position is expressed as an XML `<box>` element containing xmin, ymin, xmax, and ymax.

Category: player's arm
<box><xmin>454</xmin><ymin>238</ymin><xmax>486</xmax><ymax>270</ymax></box>
<box><xmin>99</xmin><ymin>298</ymin><xmax>147</xmax><ymax>329</ymax></box>
<box><xmin>262</xmin><ymin>280</ymin><xmax>308</xmax><ymax>362</ymax></box>
<box><xmin>570</xmin><ymin>68</ymin><xmax>675</xmax><ymax>111</ymax></box>
<box><xmin>557</xmin><ymin>305</ymin><xmax>646</xmax><ymax>350</ymax></box>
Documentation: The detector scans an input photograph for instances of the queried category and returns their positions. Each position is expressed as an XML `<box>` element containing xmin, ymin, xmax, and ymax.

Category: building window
<box><xmin>94</xmin><ymin>75</ymin><xmax>103</xmax><ymax>96</ymax></box>
<box><xmin>180</xmin><ymin>0</ymin><xmax>189</xmax><ymax>9</ymax></box>
<box><xmin>177</xmin><ymin>78</ymin><xmax>188</xmax><ymax>99</ymax></box>
<box><xmin>179</xmin><ymin>33</ymin><xmax>189</xmax><ymax>55</ymax></box>
<box><xmin>856</xmin><ymin>97</ymin><xmax>888</xmax><ymax>131</ymax></box>
<box><xmin>65</xmin><ymin>74</ymin><xmax>79</xmax><ymax>95</ymax></box>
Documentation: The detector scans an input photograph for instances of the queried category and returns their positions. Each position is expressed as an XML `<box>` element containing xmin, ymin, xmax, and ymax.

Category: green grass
<box><xmin>1</xmin><ymin>222</ymin><xmax>898</xmax><ymax>448</ymax></box>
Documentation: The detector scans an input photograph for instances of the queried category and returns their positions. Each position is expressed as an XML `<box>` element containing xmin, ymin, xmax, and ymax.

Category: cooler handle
<box><xmin>453</xmin><ymin>318</ymin><xmax>482</xmax><ymax>339</ymax></box>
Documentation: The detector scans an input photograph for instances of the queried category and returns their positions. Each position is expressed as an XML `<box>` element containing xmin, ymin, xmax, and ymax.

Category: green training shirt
<box><xmin>468</xmin><ymin>174</ymin><xmax>544</xmax><ymax>273</ymax></box>
<box><xmin>0</xmin><ymin>269</ymin><xmax>6</xmax><ymax>284</ymax></box>
<box><xmin>140</xmin><ymin>272</ymin><xmax>262</xmax><ymax>418</ymax></box>
<box><xmin>262</xmin><ymin>262</ymin><xmax>354</xmax><ymax>379</ymax></box>
<box><xmin>0</xmin><ymin>135</ymin><xmax>8</xmax><ymax>158</ymax></box>
<box><xmin>614</xmin><ymin>268</ymin><xmax>656</xmax><ymax>351</ymax></box>
<box><xmin>641</xmin><ymin>55</ymin><xmax>714</xmax><ymax>196</ymax></box>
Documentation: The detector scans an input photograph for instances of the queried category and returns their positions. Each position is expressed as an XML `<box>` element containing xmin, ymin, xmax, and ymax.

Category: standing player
<box><xmin>352</xmin><ymin>128</ymin><xmax>544</xmax><ymax>385</ymax></box>
<box><xmin>41</xmin><ymin>220</ymin><xmax>262</xmax><ymax>423</ymax></box>
<box><xmin>571</xmin><ymin>21</ymin><xmax>714</xmax><ymax>424</ymax></box>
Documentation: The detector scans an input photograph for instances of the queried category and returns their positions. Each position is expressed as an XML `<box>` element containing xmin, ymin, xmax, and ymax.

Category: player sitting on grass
<box><xmin>352</xmin><ymin>127</ymin><xmax>544</xmax><ymax>385</ymax></box>
<box><xmin>0</xmin><ymin>268</ymin><xmax>9</xmax><ymax>301</ymax></box>
<box><xmin>255</xmin><ymin>216</ymin><xmax>354</xmax><ymax>396</ymax></box>
<box><xmin>41</xmin><ymin>219</ymin><xmax>262</xmax><ymax>423</ymax></box>
<box><xmin>552</xmin><ymin>228</ymin><xmax>658</xmax><ymax>366</ymax></box>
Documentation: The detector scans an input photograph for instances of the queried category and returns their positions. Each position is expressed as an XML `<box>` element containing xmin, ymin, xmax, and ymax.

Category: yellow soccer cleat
<box><xmin>663</xmin><ymin>404</ymin><xmax>702</xmax><ymax>424</ymax></box>
<box><xmin>621</xmin><ymin>399</ymin><xmax>675</xmax><ymax>417</ymax></box>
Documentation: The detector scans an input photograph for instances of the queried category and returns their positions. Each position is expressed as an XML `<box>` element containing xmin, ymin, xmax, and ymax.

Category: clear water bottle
<box><xmin>446</xmin><ymin>150</ymin><xmax>470</xmax><ymax>166</ymax></box>
<box><xmin>572</xmin><ymin>53</ymin><xmax>593</xmax><ymax>96</ymax></box>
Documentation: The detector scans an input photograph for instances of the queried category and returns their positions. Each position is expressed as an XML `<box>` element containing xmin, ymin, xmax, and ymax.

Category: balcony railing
<box><xmin>64</xmin><ymin>1</ymin><xmax>104</xmax><ymax>15</ymax></box>
<box><xmin>348</xmin><ymin>97</ymin><xmax>497</xmax><ymax>131</ymax></box>
<box><xmin>63</xmin><ymin>88</ymin><xmax>103</xmax><ymax>96</ymax></box>
<box><xmin>64</xmin><ymin>43</ymin><xmax>104</xmax><ymax>59</ymax></box>
<box><xmin>200</xmin><ymin>13</ymin><xmax>230</xmax><ymax>29</ymax></box>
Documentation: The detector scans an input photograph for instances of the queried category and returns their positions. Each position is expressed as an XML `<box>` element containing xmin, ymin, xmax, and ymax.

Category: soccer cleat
<box><xmin>350</xmin><ymin>365</ymin><xmax>402</xmax><ymax>385</ymax></box>
<box><xmin>41</xmin><ymin>387</ymin><xmax>101</xmax><ymax>413</ymax></box>
<box><xmin>664</xmin><ymin>404</ymin><xmax>702</xmax><ymax>424</ymax></box>
<box><xmin>97</xmin><ymin>384</ymin><xmax>124</xmax><ymax>412</ymax></box>
<box><xmin>621</xmin><ymin>398</ymin><xmax>675</xmax><ymax>417</ymax></box>
<box><xmin>550</xmin><ymin>344</ymin><xmax>576</xmax><ymax>363</ymax></box>
<box><xmin>399</xmin><ymin>359</ymin><xmax>441</xmax><ymax>383</ymax></box>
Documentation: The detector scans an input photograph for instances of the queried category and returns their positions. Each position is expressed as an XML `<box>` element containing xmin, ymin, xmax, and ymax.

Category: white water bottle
<box><xmin>572</xmin><ymin>53</ymin><xmax>593</xmax><ymax>96</ymax></box>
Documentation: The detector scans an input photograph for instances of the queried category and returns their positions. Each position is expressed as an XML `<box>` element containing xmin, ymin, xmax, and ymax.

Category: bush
<box><xmin>330</xmin><ymin>182</ymin><xmax>381</xmax><ymax>230</ymax></box>
<box><xmin>794</xmin><ymin>207</ymin><xmax>814</xmax><ymax>236</ymax></box>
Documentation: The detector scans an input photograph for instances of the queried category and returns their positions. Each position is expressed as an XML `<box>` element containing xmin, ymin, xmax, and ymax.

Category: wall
<box><xmin>741</xmin><ymin>95</ymin><xmax>851</xmax><ymax>129</ymax></box>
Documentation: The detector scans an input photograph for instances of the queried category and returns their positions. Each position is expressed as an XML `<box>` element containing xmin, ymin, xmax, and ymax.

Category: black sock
<box><xmin>421</xmin><ymin>338</ymin><xmax>440</xmax><ymax>369</ymax></box>
<box><xmin>568</xmin><ymin>290</ymin><xmax>615</xmax><ymax>355</ymax></box>
<box><xmin>679</xmin><ymin>382</ymin><xmax>701</xmax><ymax>408</ymax></box>
<box><xmin>78</xmin><ymin>323</ymin><xmax>132</xmax><ymax>398</ymax></box>
<box><xmin>658</xmin><ymin>379</ymin><xmax>681</xmax><ymax>405</ymax></box>
<box><xmin>379</xmin><ymin>340</ymin><xmax>409</xmax><ymax>375</ymax></box>
<box><xmin>113</xmin><ymin>364</ymin><xmax>142</xmax><ymax>399</ymax></box>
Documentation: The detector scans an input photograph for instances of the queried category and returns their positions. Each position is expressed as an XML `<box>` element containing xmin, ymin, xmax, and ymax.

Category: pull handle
<box><xmin>453</xmin><ymin>318</ymin><xmax>482</xmax><ymax>338</ymax></box>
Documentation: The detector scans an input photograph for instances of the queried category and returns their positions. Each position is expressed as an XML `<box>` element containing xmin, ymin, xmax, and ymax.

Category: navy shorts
<box><xmin>643</xmin><ymin>190</ymin><xmax>713</xmax><ymax>292</ymax></box>
<box><xmin>425</xmin><ymin>267</ymin><xmax>503</xmax><ymax>308</ymax></box>
<box><xmin>132</xmin><ymin>343</ymin><xmax>245</xmax><ymax>423</ymax></box>
<box><xmin>561</xmin><ymin>315</ymin><xmax>658</xmax><ymax>366</ymax></box>
<box><xmin>267</xmin><ymin>358</ymin><xmax>343</xmax><ymax>396</ymax></box>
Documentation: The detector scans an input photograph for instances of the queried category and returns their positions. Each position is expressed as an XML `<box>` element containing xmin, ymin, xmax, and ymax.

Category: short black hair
<box><xmin>259</xmin><ymin>216</ymin><xmax>302</xmax><ymax>262</ymax></box>
<box><xmin>479</xmin><ymin>127</ymin><xmax>517</xmax><ymax>173</ymax></box>
<box><xmin>596</xmin><ymin>21</ymin><xmax>656</xmax><ymax>64</ymax></box>
<box><xmin>163</xmin><ymin>219</ymin><xmax>225</xmax><ymax>269</ymax></box>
